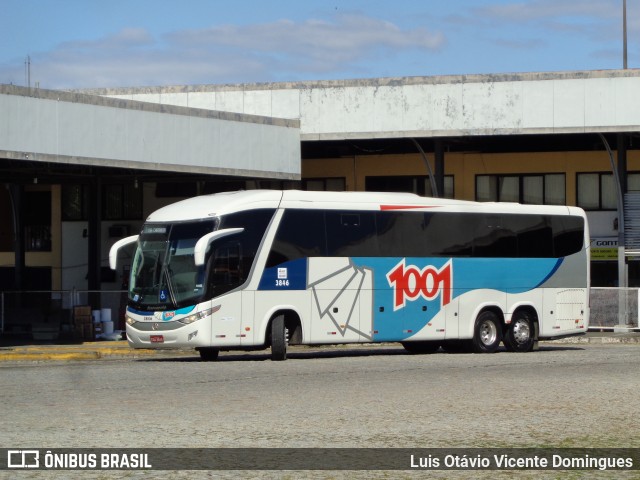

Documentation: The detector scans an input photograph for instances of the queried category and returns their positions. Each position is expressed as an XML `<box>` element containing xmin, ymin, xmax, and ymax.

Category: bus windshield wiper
<box><xmin>161</xmin><ymin>264</ymin><xmax>178</xmax><ymax>307</ymax></box>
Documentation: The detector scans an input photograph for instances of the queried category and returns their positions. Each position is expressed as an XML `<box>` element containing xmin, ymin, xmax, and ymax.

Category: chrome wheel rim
<box><xmin>479</xmin><ymin>320</ymin><xmax>498</xmax><ymax>345</ymax></box>
<box><xmin>512</xmin><ymin>319</ymin><xmax>530</xmax><ymax>345</ymax></box>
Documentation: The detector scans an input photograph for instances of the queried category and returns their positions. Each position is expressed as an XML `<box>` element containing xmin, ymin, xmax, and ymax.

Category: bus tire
<box><xmin>503</xmin><ymin>311</ymin><xmax>535</xmax><ymax>352</ymax></box>
<box><xmin>198</xmin><ymin>347</ymin><xmax>219</xmax><ymax>361</ymax></box>
<box><xmin>472</xmin><ymin>310</ymin><xmax>502</xmax><ymax>353</ymax></box>
<box><xmin>401</xmin><ymin>341</ymin><xmax>440</xmax><ymax>354</ymax></box>
<box><xmin>270</xmin><ymin>314</ymin><xmax>287</xmax><ymax>361</ymax></box>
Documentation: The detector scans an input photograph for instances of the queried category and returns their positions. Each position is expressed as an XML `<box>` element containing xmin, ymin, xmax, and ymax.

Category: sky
<box><xmin>0</xmin><ymin>0</ymin><xmax>637</xmax><ymax>90</ymax></box>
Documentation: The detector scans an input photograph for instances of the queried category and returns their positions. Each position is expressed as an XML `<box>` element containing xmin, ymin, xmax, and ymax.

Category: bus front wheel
<box><xmin>503</xmin><ymin>311</ymin><xmax>535</xmax><ymax>352</ymax></box>
<box><xmin>472</xmin><ymin>311</ymin><xmax>502</xmax><ymax>353</ymax></box>
<box><xmin>270</xmin><ymin>314</ymin><xmax>288</xmax><ymax>361</ymax></box>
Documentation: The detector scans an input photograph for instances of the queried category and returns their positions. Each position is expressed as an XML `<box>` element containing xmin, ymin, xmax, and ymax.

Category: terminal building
<box><xmin>1</xmin><ymin>69</ymin><xmax>640</xmax><ymax>333</ymax></box>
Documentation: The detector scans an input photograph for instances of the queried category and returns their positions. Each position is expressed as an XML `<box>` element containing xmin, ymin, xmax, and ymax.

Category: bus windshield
<box><xmin>130</xmin><ymin>219</ymin><xmax>218</xmax><ymax>309</ymax></box>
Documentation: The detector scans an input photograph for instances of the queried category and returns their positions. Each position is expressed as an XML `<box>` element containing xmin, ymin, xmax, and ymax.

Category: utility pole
<box><xmin>623</xmin><ymin>0</ymin><xmax>628</xmax><ymax>69</ymax></box>
<box><xmin>24</xmin><ymin>55</ymin><xmax>31</xmax><ymax>89</ymax></box>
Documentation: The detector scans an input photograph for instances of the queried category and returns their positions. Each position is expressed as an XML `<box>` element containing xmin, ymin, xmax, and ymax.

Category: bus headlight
<box><xmin>125</xmin><ymin>314</ymin><xmax>136</xmax><ymax>326</ymax></box>
<box><xmin>179</xmin><ymin>307</ymin><xmax>214</xmax><ymax>325</ymax></box>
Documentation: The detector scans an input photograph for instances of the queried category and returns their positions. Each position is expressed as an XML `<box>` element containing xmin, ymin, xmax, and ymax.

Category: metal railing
<box><xmin>590</xmin><ymin>287</ymin><xmax>639</xmax><ymax>330</ymax></box>
<box><xmin>0</xmin><ymin>289</ymin><xmax>127</xmax><ymax>339</ymax></box>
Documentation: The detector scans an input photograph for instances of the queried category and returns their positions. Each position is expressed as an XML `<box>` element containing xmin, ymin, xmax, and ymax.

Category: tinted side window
<box><xmin>377</xmin><ymin>212</ymin><xmax>425</xmax><ymax>257</ymax></box>
<box><xmin>215</xmin><ymin>209</ymin><xmax>276</xmax><ymax>290</ymax></box>
<box><xmin>265</xmin><ymin>209</ymin><xmax>584</xmax><ymax>263</ymax></box>
<box><xmin>551</xmin><ymin>216</ymin><xmax>584</xmax><ymax>257</ymax></box>
<box><xmin>377</xmin><ymin>212</ymin><xmax>484</xmax><ymax>257</ymax></box>
<box><xmin>473</xmin><ymin>215</ymin><xmax>517</xmax><ymax>257</ymax></box>
<box><xmin>326</xmin><ymin>211</ymin><xmax>379</xmax><ymax>256</ymax></box>
<box><xmin>266</xmin><ymin>210</ymin><xmax>326</xmax><ymax>267</ymax></box>
<box><xmin>431</xmin><ymin>213</ymin><xmax>475</xmax><ymax>256</ymax></box>
<box><xmin>511</xmin><ymin>215</ymin><xmax>553</xmax><ymax>257</ymax></box>
<box><xmin>376</xmin><ymin>212</ymin><xmax>407</xmax><ymax>256</ymax></box>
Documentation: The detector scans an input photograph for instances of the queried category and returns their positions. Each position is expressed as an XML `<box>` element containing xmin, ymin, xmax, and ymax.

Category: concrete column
<box><xmin>10</xmin><ymin>185</ymin><xmax>24</xmax><ymax>290</ymax></box>
<box><xmin>87</xmin><ymin>177</ymin><xmax>101</xmax><ymax>293</ymax></box>
<box><xmin>434</xmin><ymin>139</ymin><xmax>445</xmax><ymax>197</ymax></box>
<box><xmin>618</xmin><ymin>133</ymin><xmax>628</xmax><ymax>194</ymax></box>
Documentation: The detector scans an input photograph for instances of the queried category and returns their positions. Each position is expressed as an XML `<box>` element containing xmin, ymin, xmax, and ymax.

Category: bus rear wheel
<box><xmin>270</xmin><ymin>314</ymin><xmax>288</xmax><ymax>361</ymax></box>
<box><xmin>503</xmin><ymin>311</ymin><xmax>535</xmax><ymax>352</ymax></box>
<box><xmin>472</xmin><ymin>310</ymin><xmax>502</xmax><ymax>353</ymax></box>
<box><xmin>401</xmin><ymin>341</ymin><xmax>440</xmax><ymax>354</ymax></box>
<box><xmin>198</xmin><ymin>347</ymin><xmax>219</xmax><ymax>361</ymax></box>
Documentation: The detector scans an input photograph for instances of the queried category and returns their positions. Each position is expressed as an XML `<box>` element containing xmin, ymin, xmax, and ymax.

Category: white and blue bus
<box><xmin>109</xmin><ymin>190</ymin><xmax>589</xmax><ymax>360</ymax></box>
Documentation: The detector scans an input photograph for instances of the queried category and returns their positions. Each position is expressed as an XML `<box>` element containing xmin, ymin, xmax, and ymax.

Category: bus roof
<box><xmin>144</xmin><ymin>190</ymin><xmax>583</xmax><ymax>222</ymax></box>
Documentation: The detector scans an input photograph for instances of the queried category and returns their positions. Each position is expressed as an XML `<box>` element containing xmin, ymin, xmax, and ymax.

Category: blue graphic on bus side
<box><xmin>352</xmin><ymin>257</ymin><xmax>562</xmax><ymax>341</ymax></box>
<box><xmin>260</xmin><ymin>256</ymin><xmax>563</xmax><ymax>341</ymax></box>
<box><xmin>258</xmin><ymin>258</ymin><xmax>307</xmax><ymax>290</ymax></box>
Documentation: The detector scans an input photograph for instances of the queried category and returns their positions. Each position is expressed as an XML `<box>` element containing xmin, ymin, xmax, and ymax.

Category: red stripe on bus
<box><xmin>379</xmin><ymin>205</ymin><xmax>436</xmax><ymax>211</ymax></box>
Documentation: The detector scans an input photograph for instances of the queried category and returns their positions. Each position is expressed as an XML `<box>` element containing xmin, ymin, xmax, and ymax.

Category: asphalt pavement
<box><xmin>0</xmin><ymin>331</ymin><xmax>638</xmax><ymax>362</ymax></box>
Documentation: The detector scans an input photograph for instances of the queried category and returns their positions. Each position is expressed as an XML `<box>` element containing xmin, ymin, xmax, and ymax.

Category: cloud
<box><xmin>471</xmin><ymin>0</ymin><xmax>620</xmax><ymax>37</ymax></box>
<box><xmin>476</xmin><ymin>0</ymin><xmax>617</xmax><ymax>22</ymax></box>
<box><xmin>444</xmin><ymin>0</ymin><xmax>623</xmax><ymax>59</ymax></box>
<box><xmin>170</xmin><ymin>14</ymin><xmax>443</xmax><ymax>54</ymax></box>
<box><xmin>167</xmin><ymin>13</ymin><xmax>444</xmax><ymax>76</ymax></box>
<box><xmin>59</xmin><ymin>28</ymin><xmax>155</xmax><ymax>52</ymax></box>
<box><xmin>1</xmin><ymin>13</ymin><xmax>445</xmax><ymax>89</ymax></box>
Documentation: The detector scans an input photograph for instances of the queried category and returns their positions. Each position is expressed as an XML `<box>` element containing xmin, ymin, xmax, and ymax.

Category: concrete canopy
<box><xmin>0</xmin><ymin>84</ymin><xmax>301</xmax><ymax>181</ymax></box>
<box><xmin>88</xmin><ymin>69</ymin><xmax>640</xmax><ymax>141</ymax></box>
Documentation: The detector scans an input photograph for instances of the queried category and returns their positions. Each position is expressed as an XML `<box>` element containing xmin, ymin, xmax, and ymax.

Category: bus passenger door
<box><xmin>210</xmin><ymin>291</ymin><xmax>242</xmax><ymax>346</ymax></box>
<box><xmin>239</xmin><ymin>291</ymin><xmax>254</xmax><ymax>345</ymax></box>
<box><xmin>208</xmin><ymin>242</ymin><xmax>243</xmax><ymax>346</ymax></box>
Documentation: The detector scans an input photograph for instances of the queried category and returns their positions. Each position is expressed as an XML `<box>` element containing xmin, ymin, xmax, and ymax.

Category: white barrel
<box><xmin>102</xmin><ymin>321</ymin><xmax>114</xmax><ymax>334</ymax></box>
<box><xmin>92</xmin><ymin>310</ymin><xmax>101</xmax><ymax>324</ymax></box>
<box><xmin>100</xmin><ymin>308</ymin><xmax>112</xmax><ymax>323</ymax></box>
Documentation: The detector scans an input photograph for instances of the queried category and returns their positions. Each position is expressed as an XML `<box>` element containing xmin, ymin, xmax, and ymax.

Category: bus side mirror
<box><xmin>194</xmin><ymin>228</ymin><xmax>244</xmax><ymax>266</ymax></box>
<box><xmin>109</xmin><ymin>235</ymin><xmax>139</xmax><ymax>270</ymax></box>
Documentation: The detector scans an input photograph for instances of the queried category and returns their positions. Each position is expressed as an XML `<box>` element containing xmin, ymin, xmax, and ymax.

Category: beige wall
<box><xmin>303</xmin><ymin>150</ymin><xmax>640</xmax><ymax>204</ymax></box>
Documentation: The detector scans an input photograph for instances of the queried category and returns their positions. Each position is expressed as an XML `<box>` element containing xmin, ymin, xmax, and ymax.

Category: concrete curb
<box><xmin>545</xmin><ymin>334</ymin><xmax>640</xmax><ymax>344</ymax></box>
<box><xmin>0</xmin><ymin>333</ymin><xmax>638</xmax><ymax>362</ymax></box>
<box><xmin>0</xmin><ymin>341</ymin><xmax>191</xmax><ymax>362</ymax></box>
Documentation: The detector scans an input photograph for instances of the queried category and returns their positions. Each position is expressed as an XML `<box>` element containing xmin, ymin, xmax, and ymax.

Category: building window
<box><xmin>257</xmin><ymin>180</ymin><xmax>302</xmax><ymax>190</ymax></box>
<box><xmin>155</xmin><ymin>182</ymin><xmax>198</xmax><ymax>198</ymax></box>
<box><xmin>0</xmin><ymin>187</ymin><xmax>15</xmax><ymax>251</ymax></box>
<box><xmin>365</xmin><ymin>175</ymin><xmax>454</xmax><ymax>198</ymax></box>
<box><xmin>476</xmin><ymin>174</ymin><xmax>565</xmax><ymax>205</ymax></box>
<box><xmin>577</xmin><ymin>173</ymin><xmax>617</xmax><ymax>210</ymax></box>
<box><xmin>628</xmin><ymin>173</ymin><xmax>640</xmax><ymax>192</ymax></box>
<box><xmin>577</xmin><ymin>172</ymin><xmax>640</xmax><ymax>211</ymax></box>
<box><xmin>303</xmin><ymin>178</ymin><xmax>346</xmax><ymax>191</ymax></box>
<box><xmin>25</xmin><ymin>191</ymin><xmax>52</xmax><ymax>251</ymax></box>
<box><xmin>62</xmin><ymin>185</ymin><xmax>89</xmax><ymax>221</ymax></box>
<box><xmin>103</xmin><ymin>184</ymin><xmax>143</xmax><ymax>220</ymax></box>
<box><xmin>63</xmin><ymin>184</ymin><xmax>142</xmax><ymax>221</ymax></box>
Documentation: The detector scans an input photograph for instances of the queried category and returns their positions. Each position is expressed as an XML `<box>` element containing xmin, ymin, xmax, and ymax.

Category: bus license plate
<box><xmin>150</xmin><ymin>335</ymin><xmax>164</xmax><ymax>343</ymax></box>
